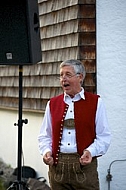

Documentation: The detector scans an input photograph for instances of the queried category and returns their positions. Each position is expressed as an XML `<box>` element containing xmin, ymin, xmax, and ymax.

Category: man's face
<box><xmin>60</xmin><ymin>65</ymin><xmax>83</xmax><ymax>97</ymax></box>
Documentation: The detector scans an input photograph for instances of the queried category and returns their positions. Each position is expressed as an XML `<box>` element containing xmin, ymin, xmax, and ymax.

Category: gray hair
<box><xmin>60</xmin><ymin>59</ymin><xmax>86</xmax><ymax>83</ymax></box>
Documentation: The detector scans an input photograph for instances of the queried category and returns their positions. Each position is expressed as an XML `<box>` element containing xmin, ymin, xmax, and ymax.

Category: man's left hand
<box><xmin>79</xmin><ymin>150</ymin><xmax>92</xmax><ymax>165</ymax></box>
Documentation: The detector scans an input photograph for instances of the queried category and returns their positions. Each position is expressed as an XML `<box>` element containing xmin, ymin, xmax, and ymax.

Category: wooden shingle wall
<box><xmin>0</xmin><ymin>0</ymin><xmax>96</xmax><ymax>112</ymax></box>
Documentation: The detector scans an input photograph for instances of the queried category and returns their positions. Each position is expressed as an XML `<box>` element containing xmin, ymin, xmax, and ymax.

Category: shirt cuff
<box><xmin>85</xmin><ymin>147</ymin><xmax>96</xmax><ymax>157</ymax></box>
<box><xmin>42</xmin><ymin>148</ymin><xmax>52</xmax><ymax>157</ymax></box>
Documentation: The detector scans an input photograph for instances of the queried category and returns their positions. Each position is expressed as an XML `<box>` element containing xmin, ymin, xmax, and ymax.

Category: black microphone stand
<box><xmin>7</xmin><ymin>65</ymin><xmax>29</xmax><ymax>190</ymax></box>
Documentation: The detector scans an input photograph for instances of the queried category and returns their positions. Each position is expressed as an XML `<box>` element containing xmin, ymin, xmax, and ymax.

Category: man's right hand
<box><xmin>43</xmin><ymin>151</ymin><xmax>54</xmax><ymax>166</ymax></box>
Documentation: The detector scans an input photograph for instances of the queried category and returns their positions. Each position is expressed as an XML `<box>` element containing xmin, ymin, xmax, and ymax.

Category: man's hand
<box><xmin>79</xmin><ymin>150</ymin><xmax>92</xmax><ymax>165</ymax></box>
<box><xmin>43</xmin><ymin>151</ymin><xmax>54</xmax><ymax>166</ymax></box>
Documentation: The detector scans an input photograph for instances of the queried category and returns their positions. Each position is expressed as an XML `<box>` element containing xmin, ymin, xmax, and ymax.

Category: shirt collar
<box><xmin>64</xmin><ymin>87</ymin><xmax>85</xmax><ymax>102</ymax></box>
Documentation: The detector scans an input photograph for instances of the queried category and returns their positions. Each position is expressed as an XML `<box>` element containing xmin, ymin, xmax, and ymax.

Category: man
<box><xmin>38</xmin><ymin>59</ymin><xmax>111</xmax><ymax>190</ymax></box>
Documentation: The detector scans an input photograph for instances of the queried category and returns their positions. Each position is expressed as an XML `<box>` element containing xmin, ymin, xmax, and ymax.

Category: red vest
<box><xmin>50</xmin><ymin>91</ymin><xmax>99</xmax><ymax>164</ymax></box>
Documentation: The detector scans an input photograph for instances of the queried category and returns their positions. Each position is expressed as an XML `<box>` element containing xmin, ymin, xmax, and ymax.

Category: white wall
<box><xmin>97</xmin><ymin>0</ymin><xmax>126</xmax><ymax>189</ymax></box>
<box><xmin>0</xmin><ymin>109</ymin><xmax>49</xmax><ymax>183</ymax></box>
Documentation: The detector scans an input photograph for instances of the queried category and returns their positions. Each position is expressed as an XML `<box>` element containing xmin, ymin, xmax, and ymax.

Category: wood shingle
<box><xmin>0</xmin><ymin>0</ymin><xmax>96</xmax><ymax>111</ymax></box>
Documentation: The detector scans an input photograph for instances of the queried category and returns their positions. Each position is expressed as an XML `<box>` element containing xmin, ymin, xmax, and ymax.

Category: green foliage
<box><xmin>0</xmin><ymin>178</ymin><xmax>5</xmax><ymax>190</ymax></box>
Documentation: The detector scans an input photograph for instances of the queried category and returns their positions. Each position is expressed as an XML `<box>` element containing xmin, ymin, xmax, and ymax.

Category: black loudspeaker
<box><xmin>0</xmin><ymin>0</ymin><xmax>42</xmax><ymax>65</ymax></box>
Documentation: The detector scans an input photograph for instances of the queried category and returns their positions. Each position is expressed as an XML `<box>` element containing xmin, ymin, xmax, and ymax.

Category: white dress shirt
<box><xmin>38</xmin><ymin>88</ymin><xmax>111</xmax><ymax>157</ymax></box>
